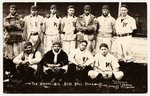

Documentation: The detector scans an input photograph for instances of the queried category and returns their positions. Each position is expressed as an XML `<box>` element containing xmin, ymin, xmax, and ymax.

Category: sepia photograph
<box><xmin>2</xmin><ymin>1</ymin><xmax>147</xmax><ymax>93</ymax></box>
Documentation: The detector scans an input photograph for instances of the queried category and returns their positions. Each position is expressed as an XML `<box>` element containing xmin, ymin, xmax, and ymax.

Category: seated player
<box><xmin>13</xmin><ymin>42</ymin><xmax>42</xmax><ymax>82</ymax></box>
<box><xmin>40</xmin><ymin>42</ymin><xmax>68</xmax><ymax>82</ymax></box>
<box><xmin>88</xmin><ymin>43</ymin><xmax>124</xmax><ymax>81</ymax></box>
<box><xmin>68</xmin><ymin>40</ymin><xmax>95</xmax><ymax>82</ymax></box>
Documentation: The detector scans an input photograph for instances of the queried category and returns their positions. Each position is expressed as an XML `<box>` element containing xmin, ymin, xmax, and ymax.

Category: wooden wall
<box><xmin>3</xmin><ymin>2</ymin><xmax>147</xmax><ymax>36</ymax></box>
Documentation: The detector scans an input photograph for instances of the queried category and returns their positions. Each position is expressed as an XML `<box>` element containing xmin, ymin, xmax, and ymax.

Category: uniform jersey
<box><xmin>43</xmin><ymin>14</ymin><xmax>61</xmax><ymax>35</ymax></box>
<box><xmin>97</xmin><ymin>14</ymin><xmax>115</xmax><ymax>36</ymax></box>
<box><xmin>24</xmin><ymin>14</ymin><xmax>44</xmax><ymax>39</ymax></box>
<box><xmin>94</xmin><ymin>52</ymin><xmax>119</xmax><ymax>71</ymax></box>
<box><xmin>69</xmin><ymin>48</ymin><xmax>94</xmax><ymax>66</ymax></box>
<box><xmin>115</xmin><ymin>15</ymin><xmax>136</xmax><ymax>34</ymax></box>
<box><xmin>61</xmin><ymin>16</ymin><xmax>77</xmax><ymax>34</ymax></box>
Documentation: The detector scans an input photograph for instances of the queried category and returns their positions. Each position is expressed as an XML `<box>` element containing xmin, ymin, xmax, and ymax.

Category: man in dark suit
<box><xmin>76</xmin><ymin>5</ymin><xmax>98</xmax><ymax>52</ymax></box>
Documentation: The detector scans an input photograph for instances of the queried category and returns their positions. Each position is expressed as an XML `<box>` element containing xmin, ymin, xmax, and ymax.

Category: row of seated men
<box><xmin>4</xmin><ymin>41</ymin><xmax>124</xmax><ymax>83</ymax></box>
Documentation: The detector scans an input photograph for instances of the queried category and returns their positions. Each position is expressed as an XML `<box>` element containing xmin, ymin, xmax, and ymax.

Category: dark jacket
<box><xmin>4</xmin><ymin>13</ymin><xmax>24</xmax><ymax>43</ymax></box>
<box><xmin>76</xmin><ymin>14</ymin><xmax>98</xmax><ymax>35</ymax></box>
<box><xmin>40</xmin><ymin>50</ymin><xmax>68</xmax><ymax>67</ymax></box>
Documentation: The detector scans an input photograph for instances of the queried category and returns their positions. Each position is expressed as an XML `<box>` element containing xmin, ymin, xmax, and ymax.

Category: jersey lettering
<box><xmin>123</xmin><ymin>22</ymin><xmax>128</xmax><ymax>27</ymax></box>
<box><xmin>106</xmin><ymin>62</ymin><xmax>110</xmax><ymax>68</ymax></box>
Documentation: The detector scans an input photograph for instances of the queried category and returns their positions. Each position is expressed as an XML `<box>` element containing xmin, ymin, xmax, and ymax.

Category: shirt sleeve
<box><xmin>61</xmin><ymin>52</ymin><xmax>69</xmax><ymax>66</ymax></box>
<box><xmin>111</xmin><ymin>17</ymin><xmax>116</xmax><ymax>30</ymax></box>
<box><xmin>68</xmin><ymin>50</ymin><xmax>78</xmax><ymax>64</ymax></box>
<box><xmin>13</xmin><ymin>52</ymin><xmax>24</xmax><ymax>64</ymax></box>
<box><xmin>28</xmin><ymin>51</ymin><xmax>42</xmax><ymax>64</ymax></box>
<box><xmin>84</xmin><ymin>51</ymin><xmax>95</xmax><ymax>66</ymax></box>
<box><xmin>130</xmin><ymin>17</ymin><xmax>137</xmax><ymax>30</ymax></box>
<box><xmin>94</xmin><ymin>54</ymin><xmax>99</xmax><ymax>67</ymax></box>
<box><xmin>111</xmin><ymin>55</ymin><xmax>120</xmax><ymax>70</ymax></box>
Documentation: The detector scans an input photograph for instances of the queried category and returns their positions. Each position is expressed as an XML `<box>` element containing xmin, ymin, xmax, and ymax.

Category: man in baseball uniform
<box><xmin>24</xmin><ymin>5</ymin><xmax>44</xmax><ymax>53</ymax></box>
<box><xmin>88</xmin><ymin>43</ymin><xmax>124</xmax><ymax>81</ymax></box>
<box><xmin>61</xmin><ymin>5</ymin><xmax>77</xmax><ymax>54</ymax></box>
<box><xmin>96</xmin><ymin>5</ymin><xmax>115</xmax><ymax>53</ymax></box>
<box><xmin>68</xmin><ymin>40</ymin><xmax>94</xmax><ymax>82</ymax></box>
<box><xmin>114</xmin><ymin>4</ymin><xmax>136</xmax><ymax>62</ymax></box>
<box><xmin>43</xmin><ymin>5</ymin><xmax>61</xmax><ymax>54</ymax></box>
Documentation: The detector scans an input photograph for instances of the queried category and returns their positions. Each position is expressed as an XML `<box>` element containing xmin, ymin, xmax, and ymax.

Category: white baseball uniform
<box><xmin>88</xmin><ymin>52</ymin><xmax>124</xmax><ymax>80</ymax></box>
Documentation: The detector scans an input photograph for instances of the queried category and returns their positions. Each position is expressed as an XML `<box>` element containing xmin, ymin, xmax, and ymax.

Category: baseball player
<box><xmin>114</xmin><ymin>4</ymin><xmax>136</xmax><ymax>62</ymax></box>
<box><xmin>43</xmin><ymin>5</ymin><xmax>61</xmax><ymax>54</ymax></box>
<box><xmin>68</xmin><ymin>40</ymin><xmax>94</xmax><ymax>82</ymax></box>
<box><xmin>40</xmin><ymin>42</ymin><xmax>68</xmax><ymax>82</ymax></box>
<box><xmin>88</xmin><ymin>43</ymin><xmax>124</xmax><ymax>81</ymax></box>
<box><xmin>61</xmin><ymin>5</ymin><xmax>77</xmax><ymax>54</ymax></box>
<box><xmin>3</xmin><ymin>5</ymin><xmax>24</xmax><ymax>59</ymax></box>
<box><xmin>13</xmin><ymin>42</ymin><xmax>42</xmax><ymax>82</ymax></box>
<box><xmin>95</xmin><ymin>5</ymin><xmax>115</xmax><ymax>53</ymax></box>
<box><xmin>24</xmin><ymin>5</ymin><xmax>44</xmax><ymax>53</ymax></box>
<box><xmin>76</xmin><ymin>5</ymin><xmax>98</xmax><ymax>52</ymax></box>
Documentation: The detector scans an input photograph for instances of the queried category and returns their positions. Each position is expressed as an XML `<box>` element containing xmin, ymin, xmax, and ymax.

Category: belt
<box><xmin>31</xmin><ymin>32</ymin><xmax>38</xmax><ymax>35</ymax></box>
<box><xmin>116</xmin><ymin>33</ymin><xmax>132</xmax><ymax>37</ymax></box>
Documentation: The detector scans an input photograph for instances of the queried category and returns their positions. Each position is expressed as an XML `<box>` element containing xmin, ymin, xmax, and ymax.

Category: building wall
<box><xmin>3</xmin><ymin>2</ymin><xmax>147</xmax><ymax>36</ymax></box>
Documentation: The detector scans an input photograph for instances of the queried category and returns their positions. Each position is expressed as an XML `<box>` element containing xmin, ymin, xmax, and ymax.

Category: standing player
<box><xmin>76</xmin><ymin>5</ymin><xmax>98</xmax><ymax>52</ymax></box>
<box><xmin>43</xmin><ymin>5</ymin><xmax>61</xmax><ymax>53</ymax></box>
<box><xmin>4</xmin><ymin>5</ymin><xmax>24</xmax><ymax>59</ymax></box>
<box><xmin>88</xmin><ymin>43</ymin><xmax>124</xmax><ymax>81</ymax></box>
<box><xmin>24</xmin><ymin>5</ymin><xmax>44</xmax><ymax>53</ymax></box>
<box><xmin>61</xmin><ymin>5</ymin><xmax>77</xmax><ymax>55</ymax></box>
<box><xmin>114</xmin><ymin>4</ymin><xmax>136</xmax><ymax>62</ymax></box>
<box><xmin>96</xmin><ymin>5</ymin><xmax>115</xmax><ymax>53</ymax></box>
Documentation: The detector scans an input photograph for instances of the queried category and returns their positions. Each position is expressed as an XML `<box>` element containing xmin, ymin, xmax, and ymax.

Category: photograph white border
<box><xmin>0</xmin><ymin>0</ymin><xmax>149</xmax><ymax>96</ymax></box>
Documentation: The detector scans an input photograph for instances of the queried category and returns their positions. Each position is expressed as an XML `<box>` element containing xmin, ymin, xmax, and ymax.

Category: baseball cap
<box><xmin>53</xmin><ymin>42</ymin><xmax>62</xmax><ymax>47</ymax></box>
<box><xmin>31</xmin><ymin>5</ymin><xmax>37</xmax><ymax>11</ymax></box>
<box><xmin>68</xmin><ymin>5</ymin><xmax>74</xmax><ymax>9</ymax></box>
<box><xmin>100</xmin><ymin>43</ymin><xmax>108</xmax><ymax>49</ymax></box>
<box><xmin>10</xmin><ymin>5</ymin><xmax>16</xmax><ymax>9</ymax></box>
<box><xmin>121</xmin><ymin>4</ymin><xmax>128</xmax><ymax>9</ymax></box>
<box><xmin>50</xmin><ymin>4</ymin><xmax>57</xmax><ymax>9</ymax></box>
<box><xmin>84</xmin><ymin>5</ymin><xmax>91</xmax><ymax>11</ymax></box>
<box><xmin>102</xmin><ymin>5</ymin><xmax>109</xmax><ymax>10</ymax></box>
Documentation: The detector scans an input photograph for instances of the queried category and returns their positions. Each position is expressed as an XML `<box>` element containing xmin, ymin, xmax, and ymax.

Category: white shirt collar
<box><xmin>50</xmin><ymin>14</ymin><xmax>56</xmax><ymax>18</ymax></box>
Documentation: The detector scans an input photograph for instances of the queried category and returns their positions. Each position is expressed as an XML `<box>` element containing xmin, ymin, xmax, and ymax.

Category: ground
<box><xmin>3</xmin><ymin>62</ymin><xmax>147</xmax><ymax>93</ymax></box>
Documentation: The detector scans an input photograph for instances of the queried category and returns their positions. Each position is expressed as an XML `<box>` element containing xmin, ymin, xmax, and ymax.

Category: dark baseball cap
<box><xmin>100</xmin><ymin>43</ymin><xmax>108</xmax><ymax>49</ymax></box>
<box><xmin>68</xmin><ymin>5</ymin><xmax>74</xmax><ymax>9</ymax></box>
<box><xmin>53</xmin><ymin>42</ymin><xmax>62</xmax><ymax>47</ymax></box>
<box><xmin>31</xmin><ymin>5</ymin><xmax>37</xmax><ymax>11</ymax></box>
<box><xmin>84</xmin><ymin>5</ymin><xmax>91</xmax><ymax>10</ymax></box>
<box><xmin>102</xmin><ymin>5</ymin><xmax>109</xmax><ymax>10</ymax></box>
<box><xmin>10</xmin><ymin>5</ymin><xmax>16</xmax><ymax>9</ymax></box>
<box><xmin>121</xmin><ymin>4</ymin><xmax>128</xmax><ymax>9</ymax></box>
<box><xmin>50</xmin><ymin>4</ymin><xmax>57</xmax><ymax>9</ymax></box>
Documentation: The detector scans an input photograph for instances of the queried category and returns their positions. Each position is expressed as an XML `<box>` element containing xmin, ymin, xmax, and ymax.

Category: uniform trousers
<box><xmin>44</xmin><ymin>34</ymin><xmax>60</xmax><ymax>54</ymax></box>
<box><xmin>4</xmin><ymin>42</ymin><xmax>23</xmax><ymax>59</ymax></box>
<box><xmin>111</xmin><ymin>35</ymin><xmax>133</xmax><ymax>60</ymax></box>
